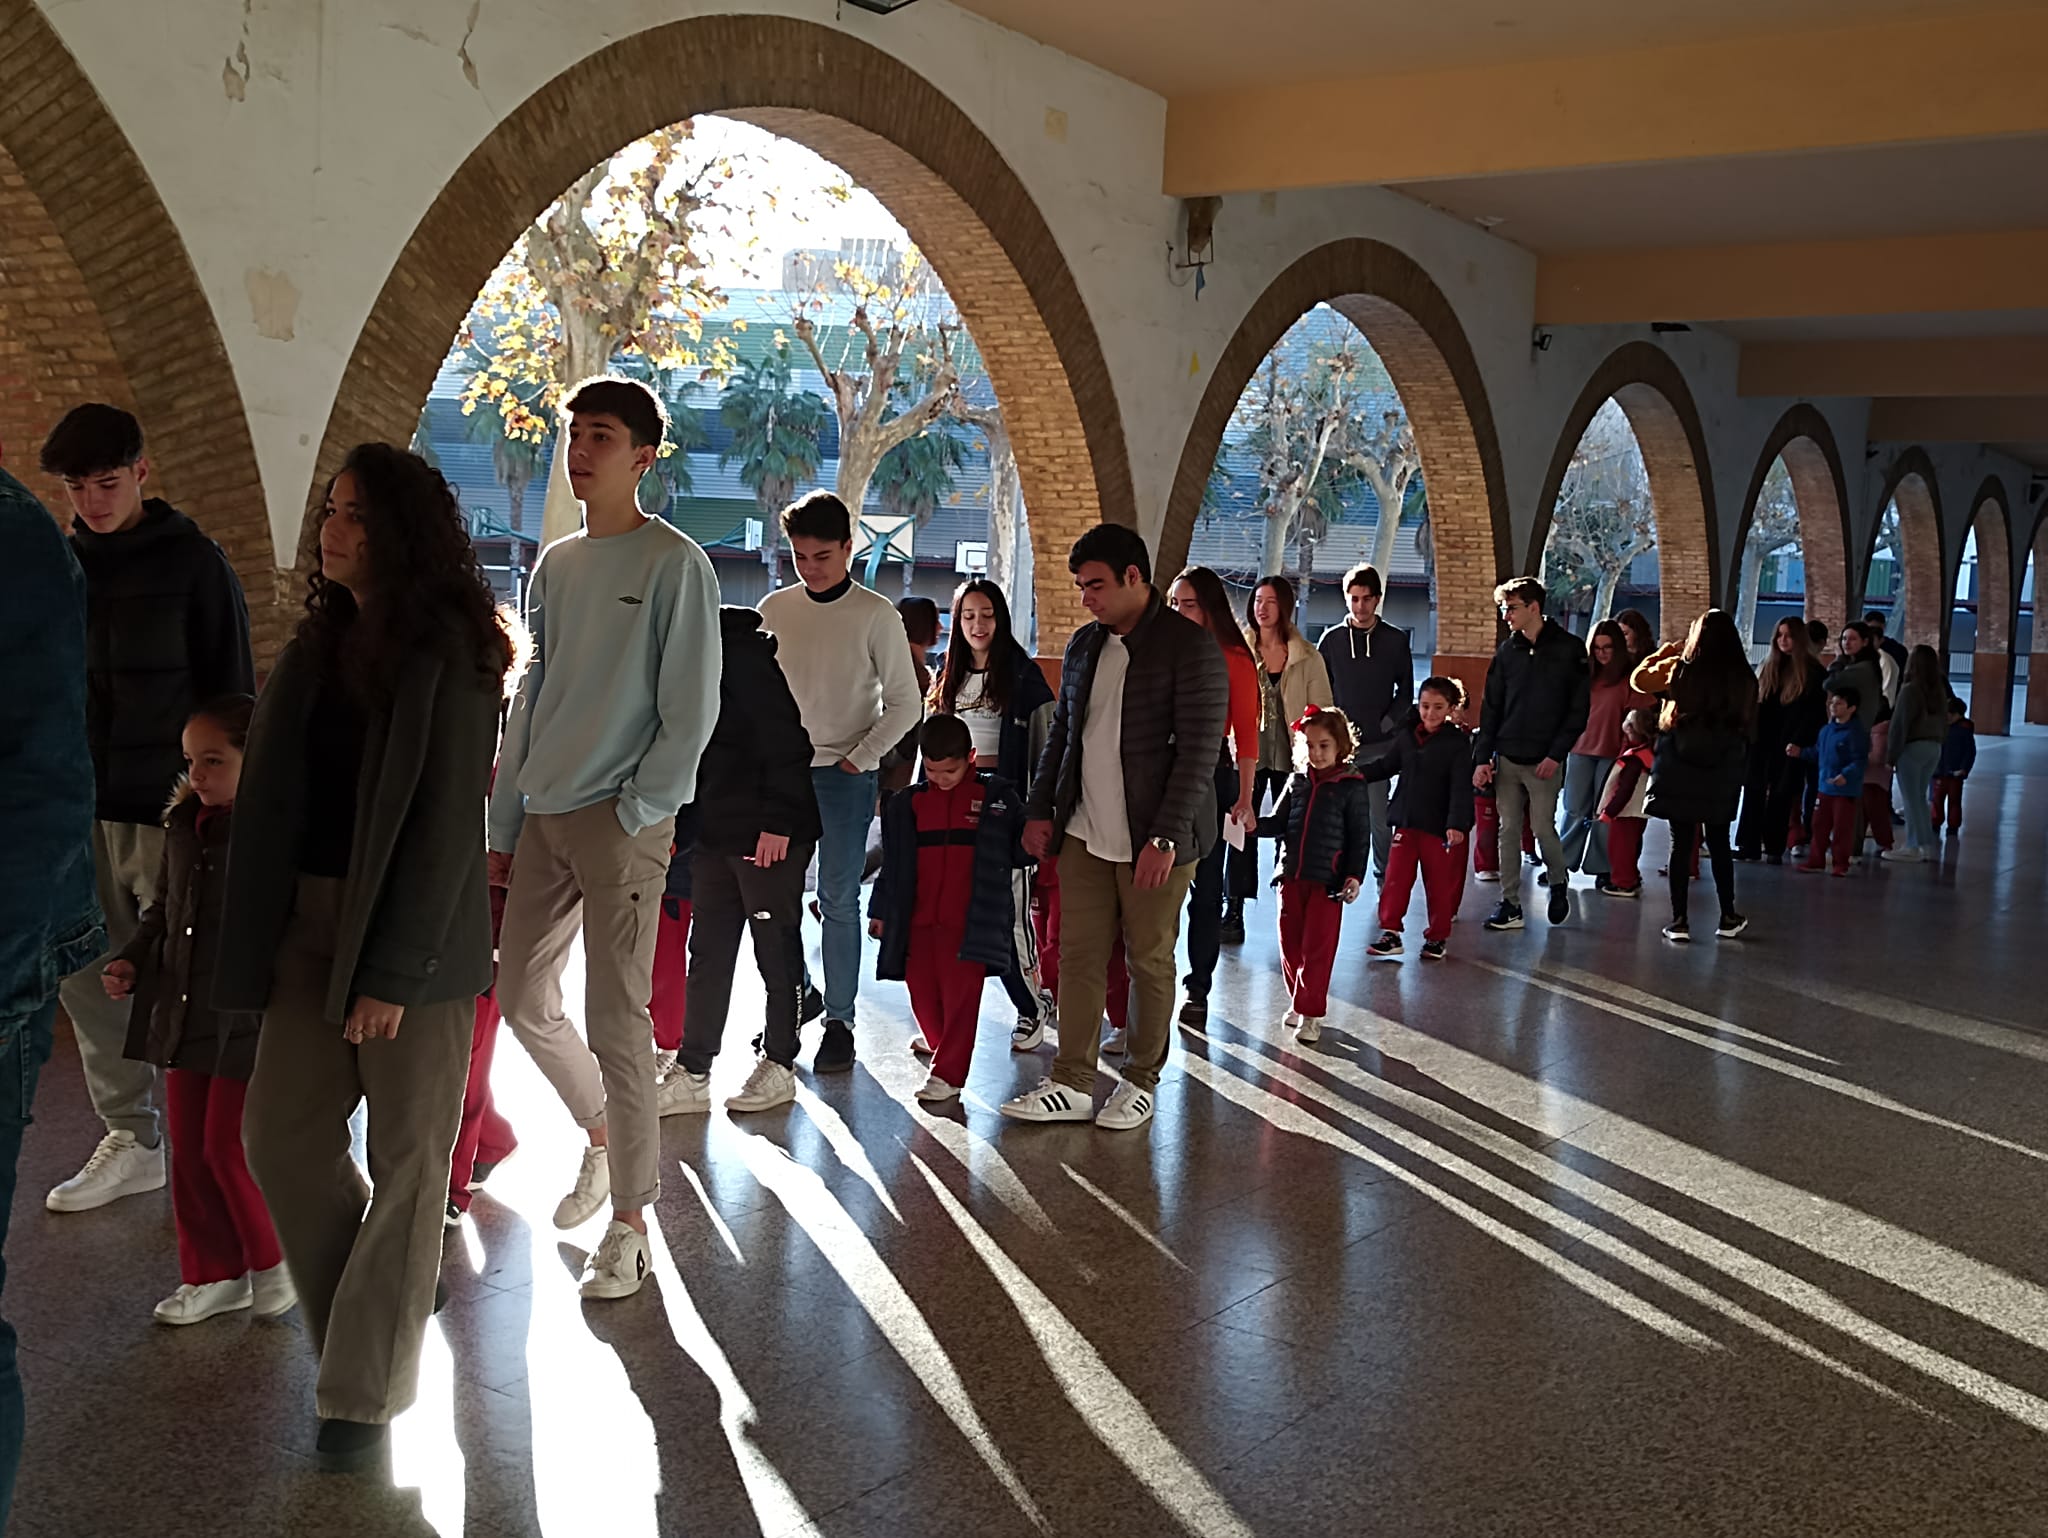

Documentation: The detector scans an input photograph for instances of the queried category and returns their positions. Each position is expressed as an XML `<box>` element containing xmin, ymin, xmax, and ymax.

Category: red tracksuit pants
<box><xmin>1030</xmin><ymin>867</ymin><xmax>1129</xmax><ymax>1029</ymax></box>
<box><xmin>649</xmin><ymin>898</ymin><xmax>691</xmax><ymax>1053</ymax></box>
<box><xmin>449</xmin><ymin>990</ymin><xmax>519</xmax><ymax>1212</ymax></box>
<box><xmin>1472</xmin><ymin>795</ymin><xmax>1535</xmax><ymax>875</ymax></box>
<box><xmin>1605</xmin><ymin>816</ymin><xmax>1647</xmax><ymax>890</ymax></box>
<box><xmin>1277</xmin><ymin>878</ymin><xmax>1345</xmax><ymax>1018</ymax></box>
<box><xmin>1376</xmin><ymin>831</ymin><xmax>1467</xmax><ymax>944</ymax></box>
<box><xmin>1802</xmin><ymin>794</ymin><xmax>1857</xmax><ymax>874</ymax></box>
<box><xmin>1930</xmin><ymin>775</ymin><xmax>1965</xmax><ymax>833</ymax></box>
<box><xmin>166</xmin><ymin>1068</ymin><xmax>282</xmax><ymax>1285</ymax></box>
<box><xmin>907</xmin><ymin>926</ymin><xmax>986</xmax><ymax>1088</ymax></box>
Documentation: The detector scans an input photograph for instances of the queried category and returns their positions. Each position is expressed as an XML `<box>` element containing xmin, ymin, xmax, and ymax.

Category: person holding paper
<box><xmin>1165</xmin><ymin>567</ymin><xmax>1260</xmax><ymax>1025</ymax></box>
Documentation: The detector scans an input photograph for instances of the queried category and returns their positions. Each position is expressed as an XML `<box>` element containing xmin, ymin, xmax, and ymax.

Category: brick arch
<box><xmin>312</xmin><ymin>13</ymin><xmax>1129</xmax><ymax>642</ymax></box>
<box><xmin>1160</xmin><ymin>238</ymin><xmax>1512</xmax><ymax>704</ymax></box>
<box><xmin>1961</xmin><ymin>477</ymin><xmax>2015</xmax><ymax>733</ymax></box>
<box><xmin>1729</xmin><ymin>404</ymin><xmax>1853</xmax><ymax>634</ymax></box>
<box><xmin>1865</xmin><ymin>447</ymin><xmax>1947</xmax><ymax>651</ymax></box>
<box><xmin>0</xmin><ymin>0</ymin><xmax>278</xmax><ymax>650</ymax></box>
<box><xmin>2026</xmin><ymin>508</ymin><xmax>2048</xmax><ymax>726</ymax></box>
<box><xmin>1530</xmin><ymin>342</ymin><xmax>1718</xmax><ymax>642</ymax></box>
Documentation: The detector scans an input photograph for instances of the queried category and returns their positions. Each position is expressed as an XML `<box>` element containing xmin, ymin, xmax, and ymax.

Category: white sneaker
<box><xmin>725</xmin><ymin>1057</ymin><xmax>796</xmax><ymax>1113</ymax></box>
<box><xmin>909</xmin><ymin>1033</ymin><xmax>934</xmax><ymax>1059</ymax></box>
<box><xmin>250</xmin><ymin>1262</ymin><xmax>298</xmax><ymax>1317</ymax></box>
<box><xmin>652</xmin><ymin>1047</ymin><xmax>679</xmax><ymax>1080</ymax></box>
<box><xmin>1010</xmin><ymin>1016</ymin><xmax>1045</xmax><ymax>1052</ymax></box>
<box><xmin>914</xmin><ymin>1072</ymin><xmax>961</xmax><ymax>1103</ymax></box>
<box><xmin>552</xmin><ymin>1146</ymin><xmax>612</xmax><ymax>1230</ymax></box>
<box><xmin>154</xmin><ymin>1277</ymin><xmax>252</xmax><ymax>1326</ymax></box>
<box><xmin>578</xmin><ymin>1219</ymin><xmax>650</xmax><ymax>1300</ymax></box>
<box><xmin>1101</xmin><ymin>1026</ymin><xmax>1129</xmax><ymax>1056</ymax></box>
<box><xmin>1475</xmin><ymin>869</ymin><xmax>1501</xmax><ymax>883</ymax></box>
<box><xmin>998</xmin><ymin>1077</ymin><xmax>1093</xmax><ymax>1122</ymax></box>
<box><xmin>1096</xmin><ymin>1080</ymin><xmax>1155</xmax><ymax>1131</ymax></box>
<box><xmin>1282</xmin><ymin>1010</ymin><xmax>1302</xmax><ymax>1029</ymax></box>
<box><xmin>1879</xmin><ymin>846</ymin><xmax>1926</xmax><ymax>863</ymax></box>
<box><xmin>658</xmin><ymin>1070</ymin><xmax>711</xmax><ymax>1117</ymax></box>
<box><xmin>46</xmin><ymin>1130</ymin><xmax>166</xmax><ymax>1213</ymax></box>
<box><xmin>1295</xmin><ymin>1016</ymin><xmax>1322</xmax><ymax>1043</ymax></box>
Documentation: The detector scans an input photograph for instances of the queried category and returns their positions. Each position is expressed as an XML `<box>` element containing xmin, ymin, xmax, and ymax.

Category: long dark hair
<box><xmin>1905</xmin><ymin>643</ymin><xmax>1945</xmax><ymax>703</ymax></box>
<box><xmin>1588</xmin><ymin>620</ymin><xmax>1631</xmax><ymax>686</ymax></box>
<box><xmin>934</xmin><ymin>577</ymin><xmax>1028</xmax><ymax>717</ymax></box>
<box><xmin>1614</xmin><ymin>608</ymin><xmax>1655</xmax><ymax>658</ymax></box>
<box><xmin>1171</xmin><ymin>566</ymin><xmax>1255</xmax><ymax>663</ymax></box>
<box><xmin>1663</xmin><ymin>609</ymin><xmax>1756</xmax><ymax>735</ymax></box>
<box><xmin>1245</xmin><ymin>573</ymin><xmax>1299</xmax><ymax>650</ymax></box>
<box><xmin>1757</xmin><ymin>616</ymin><xmax>1819</xmax><ymax>705</ymax></box>
<box><xmin>299</xmin><ymin>442</ymin><xmax>513</xmax><ymax>703</ymax></box>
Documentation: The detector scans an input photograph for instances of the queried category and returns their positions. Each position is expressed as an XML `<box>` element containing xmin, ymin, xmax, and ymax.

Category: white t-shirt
<box><xmin>1064</xmin><ymin>634</ymin><xmax>1132</xmax><ymax>863</ymax></box>
<box><xmin>952</xmin><ymin>671</ymin><xmax>1006</xmax><ymax>763</ymax></box>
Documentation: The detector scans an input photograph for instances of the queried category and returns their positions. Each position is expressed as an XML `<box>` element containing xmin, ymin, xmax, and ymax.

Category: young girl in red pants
<box><xmin>1256</xmin><ymin>706</ymin><xmax>1371</xmax><ymax>1044</ymax></box>
<box><xmin>104</xmin><ymin>698</ymin><xmax>295</xmax><ymax>1326</ymax></box>
<box><xmin>1597</xmin><ymin>709</ymin><xmax>1659</xmax><ymax>896</ymax></box>
<box><xmin>1360</xmin><ymin>678</ymin><xmax>1474</xmax><ymax>961</ymax></box>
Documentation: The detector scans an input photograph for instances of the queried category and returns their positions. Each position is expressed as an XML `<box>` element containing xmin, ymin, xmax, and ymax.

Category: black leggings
<box><xmin>1665</xmin><ymin>819</ymin><xmax>1734</xmax><ymax>924</ymax></box>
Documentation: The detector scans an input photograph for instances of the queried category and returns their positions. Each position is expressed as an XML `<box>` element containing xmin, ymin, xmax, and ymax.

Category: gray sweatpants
<box><xmin>56</xmin><ymin>819</ymin><xmax>163</xmax><ymax>1144</ymax></box>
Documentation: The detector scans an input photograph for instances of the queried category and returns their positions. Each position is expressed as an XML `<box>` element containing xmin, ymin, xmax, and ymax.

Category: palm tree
<box><xmin>719</xmin><ymin>345</ymin><xmax>828</xmax><ymax>585</ymax></box>
<box><xmin>873</xmin><ymin>409</ymin><xmax>966</xmax><ymax>596</ymax></box>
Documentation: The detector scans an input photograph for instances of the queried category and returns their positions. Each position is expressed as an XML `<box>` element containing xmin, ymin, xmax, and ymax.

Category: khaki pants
<box><xmin>1495</xmin><ymin>758</ymin><xmax>1568</xmax><ymax>895</ymax></box>
<box><xmin>1050</xmin><ymin>839</ymin><xmax>1196</xmax><ymax>1094</ymax></box>
<box><xmin>242</xmin><ymin>877</ymin><xmax>472</xmax><ymax>1424</ymax></box>
<box><xmin>57</xmin><ymin>819</ymin><xmax>164</xmax><ymax>1142</ymax></box>
<box><xmin>497</xmin><ymin>799</ymin><xmax>673</xmax><ymax>1211</ymax></box>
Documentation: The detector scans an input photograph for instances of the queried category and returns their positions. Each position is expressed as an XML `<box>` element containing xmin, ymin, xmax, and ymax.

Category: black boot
<box><xmin>1218</xmin><ymin>900</ymin><xmax>1246</xmax><ymax>945</ymax></box>
<box><xmin>813</xmin><ymin>1019</ymin><xmax>857</xmax><ymax>1073</ymax></box>
<box><xmin>315</xmin><ymin>1418</ymin><xmax>390</xmax><ymax>1474</ymax></box>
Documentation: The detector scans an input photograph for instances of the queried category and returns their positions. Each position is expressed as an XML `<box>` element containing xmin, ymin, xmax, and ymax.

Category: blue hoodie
<box><xmin>1802</xmin><ymin>715</ymin><xmax>1870</xmax><ymax>799</ymax></box>
<box><xmin>1937</xmin><ymin>716</ymin><xmax>1977</xmax><ymax>779</ymax></box>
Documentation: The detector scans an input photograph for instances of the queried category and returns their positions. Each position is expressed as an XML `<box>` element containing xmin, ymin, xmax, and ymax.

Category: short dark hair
<box><xmin>1342</xmin><ymin>563</ymin><xmax>1383</xmax><ymax>599</ymax></box>
<box><xmin>1827</xmin><ymin>682</ymin><xmax>1862</xmax><ymax>711</ymax></box>
<box><xmin>919</xmin><ymin>713</ymin><xmax>973</xmax><ymax>763</ymax></box>
<box><xmin>40</xmin><ymin>403</ymin><xmax>144</xmax><ymax>478</ymax></box>
<box><xmin>1862</xmin><ymin>609</ymin><xmax>1888</xmax><ymax>633</ymax></box>
<box><xmin>1946</xmin><ymin>694</ymin><xmax>1966</xmax><ymax>716</ymax></box>
<box><xmin>1806</xmin><ymin>619</ymin><xmax>1829</xmax><ymax>649</ymax></box>
<box><xmin>1418</xmin><ymin>674</ymin><xmax>1466</xmax><ymax>710</ymax></box>
<box><xmin>565</xmin><ymin>376</ymin><xmax>666</xmax><ymax>449</ymax></box>
<box><xmin>1493</xmin><ymin>576</ymin><xmax>1545</xmax><ymax>611</ymax></box>
<box><xmin>898</xmin><ymin>597</ymin><xmax>940</xmax><ymax>648</ymax></box>
<box><xmin>188</xmin><ymin>693</ymin><xmax>256</xmax><ymax>751</ymax></box>
<box><xmin>781</xmin><ymin>489</ymin><xmax>852</xmax><ymax>544</ymax></box>
<box><xmin>1067</xmin><ymin>523</ymin><xmax>1150</xmax><ymax>585</ymax></box>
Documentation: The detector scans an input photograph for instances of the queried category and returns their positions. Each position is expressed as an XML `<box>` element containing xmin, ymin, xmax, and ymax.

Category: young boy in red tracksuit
<box><xmin>1929</xmin><ymin>697</ymin><xmax>1975</xmax><ymax>836</ymax></box>
<box><xmin>1257</xmin><ymin>705</ymin><xmax>1372</xmax><ymax>1044</ymax></box>
<box><xmin>1597</xmin><ymin>708</ymin><xmax>1659</xmax><ymax>896</ymax></box>
<box><xmin>870</xmin><ymin>715</ymin><xmax>1028</xmax><ymax>1102</ymax></box>
<box><xmin>1360</xmin><ymin>677</ymin><xmax>1475</xmax><ymax>961</ymax></box>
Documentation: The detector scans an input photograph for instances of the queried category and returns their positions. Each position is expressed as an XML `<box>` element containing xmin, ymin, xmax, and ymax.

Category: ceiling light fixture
<box><xmin>840</xmin><ymin>0</ymin><xmax>922</xmax><ymax>13</ymax></box>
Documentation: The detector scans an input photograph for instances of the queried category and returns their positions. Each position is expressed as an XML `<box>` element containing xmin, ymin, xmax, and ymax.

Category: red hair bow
<box><xmin>1291</xmin><ymin>704</ymin><xmax>1327</xmax><ymax>735</ymax></box>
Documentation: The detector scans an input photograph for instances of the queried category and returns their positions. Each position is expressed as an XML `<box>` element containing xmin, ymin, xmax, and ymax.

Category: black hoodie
<box><xmin>1316</xmin><ymin>619</ymin><xmax>1414</xmax><ymax>745</ymax></box>
<box><xmin>69</xmin><ymin>498</ymin><xmax>254</xmax><ymax>824</ymax></box>
<box><xmin>690</xmin><ymin>606</ymin><xmax>822</xmax><ymax>856</ymax></box>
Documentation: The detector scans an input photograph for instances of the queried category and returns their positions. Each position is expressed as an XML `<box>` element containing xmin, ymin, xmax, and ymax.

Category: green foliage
<box><xmin>718</xmin><ymin>344</ymin><xmax>829</xmax><ymax>512</ymax></box>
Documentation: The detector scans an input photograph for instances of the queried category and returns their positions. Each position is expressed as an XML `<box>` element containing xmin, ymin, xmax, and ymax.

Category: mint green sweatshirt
<box><xmin>487</xmin><ymin>517</ymin><xmax>720</xmax><ymax>851</ymax></box>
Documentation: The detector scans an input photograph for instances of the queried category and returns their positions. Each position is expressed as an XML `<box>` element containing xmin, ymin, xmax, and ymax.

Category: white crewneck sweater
<box><xmin>758</xmin><ymin>579</ymin><xmax>922</xmax><ymax>771</ymax></box>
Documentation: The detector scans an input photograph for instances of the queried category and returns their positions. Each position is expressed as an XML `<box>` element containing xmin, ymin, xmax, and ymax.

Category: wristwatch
<box><xmin>1147</xmin><ymin>836</ymin><xmax>1176</xmax><ymax>854</ymax></box>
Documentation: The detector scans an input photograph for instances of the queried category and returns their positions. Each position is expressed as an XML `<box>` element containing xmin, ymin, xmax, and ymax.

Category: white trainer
<box><xmin>250</xmin><ymin>1262</ymin><xmax>298</xmax><ymax>1317</ymax></box>
<box><xmin>1009</xmin><ymin>1016</ymin><xmax>1046</xmax><ymax>1052</ymax></box>
<box><xmin>154</xmin><ymin>1277</ymin><xmax>252</xmax><ymax>1326</ymax></box>
<box><xmin>552</xmin><ymin>1146</ymin><xmax>612</xmax><ymax>1230</ymax></box>
<box><xmin>725</xmin><ymin>1056</ymin><xmax>796</xmax><ymax>1114</ymax></box>
<box><xmin>1295</xmin><ymin>1016</ymin><xmax>1323</xmax><ymax>1044</ymax></box>
<box><xmin>1282</xmin><ymin>1010</ymin><xmax>1302</xmax><ymax>1030</ymax></box>
<box><xmin>1101</xmin><ymin>1026</ymin><xmax>1129</xmax><ymax>1056</ymax></box>
<box><xmin>46</xmin><ymin>1130</ymin><xmax>166</xmax><ymax>1213</ymax></box>
<box><xmin>998</xmin><ymin>1077</ymin><xmax>1093</xmax><ymax>1122</ymax></box>
<box><xmin>579</xmin><ymin>1219</ymin><xmax>651</xmax><ymax>1300</ymax></box>
<box><xmin>914</xmin><ymin>1072</ymin><xmax>961</xmax><ymax>1103</ymax></box>
<box><xmin>652</xmin><ymin>1047</ymin><xmax>679</xmax><ymax>1080</ymax></box>
<box><xmin>658</xmin><ymin>1070</ymin><xmax>711</xmax><ymax>1117</ymax></box>
<box><xmin>1096</xmin><ymin>1080</ymin><xmax>1155</xmax><ymax>1131</ymax></box>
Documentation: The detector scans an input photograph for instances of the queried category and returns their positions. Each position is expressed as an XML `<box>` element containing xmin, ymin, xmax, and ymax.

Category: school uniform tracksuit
<box><xmin>1929</xmin><ymin>717</ymin><xmax>1976</xmax><ymax>833</ymax></box>
<box><xmin>1799</xmin><ymin>718</ymin><xmax>1872</xmax><ymax>874</ymax></box>
<box><xmin>1257</xmin><ymin>763</ymin><xmax>1371</xmax><ymax>1017</ymax></box>
<box><xmin>1358</xmin><ymin>720</ymin><xmax>1476</xmax><ymax>945</ymax></box>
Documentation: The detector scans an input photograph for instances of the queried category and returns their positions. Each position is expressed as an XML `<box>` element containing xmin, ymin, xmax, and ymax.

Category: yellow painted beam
<box><xmin>1739</xmin><ymin>337</ymin><xmax>2048</xmax><ymax>399</ymax></box>
<box><xmin>1163</xmin><ymin>9</ymin><xmax>2048</xmax><ymax>195</ymax></box>
<box><xmin>1868</xmin><ymin>396</ymin><xmax>2048</xmax><ymax>442</ymax></box>
<box><xmin>1535</xmin><ymin>230</ymin><xmax>2048</xmax><ymax>326</ymax></box>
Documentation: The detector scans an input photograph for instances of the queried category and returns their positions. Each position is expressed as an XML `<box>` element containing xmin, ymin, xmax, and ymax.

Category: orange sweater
<box><xmin>1224</xmin><ymin>648</ymin><xmax>1259</xmax><ymax>763</ymax></box>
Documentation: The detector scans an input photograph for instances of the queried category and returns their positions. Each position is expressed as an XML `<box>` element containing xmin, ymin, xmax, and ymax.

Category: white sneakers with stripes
<box><xmin>997</xmin><ymin>1076</ymin><xmax>1155</xmax><ymax>1130</ymax></box>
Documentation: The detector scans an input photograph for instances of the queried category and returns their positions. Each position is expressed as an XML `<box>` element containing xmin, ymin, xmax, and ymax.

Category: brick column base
<box><xmin>2025</xmin><ymin>655</ymin><xmax>2048</xmax><ymax>726</ymax></box>
<box><xmin>1970</xmin><ymin>653</ymin><xmax>2014</xmax><ymax>736</ymax></box>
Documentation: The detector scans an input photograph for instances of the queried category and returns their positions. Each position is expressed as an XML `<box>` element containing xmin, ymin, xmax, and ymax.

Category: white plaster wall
<box><xmin>35</xmin><ymin>0</ymin><xmax>2040</xmax><ymax>604</ymax></box>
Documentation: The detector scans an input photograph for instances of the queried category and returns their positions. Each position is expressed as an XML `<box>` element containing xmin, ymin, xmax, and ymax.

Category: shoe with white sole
<box><xmin>1295</xmin><ymin>1016</ymin><xmax>1322</xmax><ymax>1043</ymax></box>
<box><xmin>652</xmin><ymin>1047</ymin><xmax>679</xmax><ymax>1080</ymax></box>
<box><xmin>1475</xmin><ymin>870</ymin><xmax>1501</xmax><ymax>883</ymax></box>
<box><xmin>914</xmin><ymin>1073</ymin><xmax>961</xmax><ymax>1103</ymax></box>
<box><xmin>998</xmin><ymin>1077</ymin><xmax>1093</xmax><ymax>1122</ymax></box>
<box><xmin>909</xmin><ymin>1033</ymin><xmax>934</xmax><ymax>1059</ymax></box>
<box><xmin>658</xmin><ymin>1069</ymin><xmax>711</xmax><ymax>1117</ymax></box>
<box><xmin>444</xmin><ymin>1198</ymin><xmax>463</xmax><ymax>1228</ymax></box>
<box><xmin>1282</xmin><ymin>1009</ymin><xmax>1301</xmax><ymax>1029</ymax></box>
<box><xmin>578</xmin><ymin>1219</ymin><xmax>650</xmax><ymax>1300</ymax></box>
<box><xmin>1101</xmin><ymin>1027</ymin><xmax>1128</xmax><ymax>1056</ymax></box>
<box><xmin>154</xmin><ymin>1277</ymin><xmax>252</xmax><ymax>1326</ymax></box>
<box><xmin>1879</xmin><ymin>846</ymin><xmax>1926</xmax><ymax>863</ymax></box>
<box><xmin>46</xmin><ymin>1130</ymin><xmax>166</xmax><ymax>1213</ymax></box>
<box><xmin>1010</xmin><ymin>1015</ymin><xmax>1046</xmax><ymax>1052</ymax></box>
<box><xmin>1096</xmin><ymin>1080</ymin><xmax>1155</xmax><ymax>1131</ymax></box>
<box><xmin>552</xmin><ymin>1146</ymin><xmax>612</xmax><ymax>1230</ymax></box>
<box><xmin>251</xmin><ymin>1262</ymin><xmax>298</xmax><ymax>1317</ymax></box>
<box><xmin>725</xmin><ymin>1056</ymin><xmax>796</xmax><ymax>1114</ymax></box>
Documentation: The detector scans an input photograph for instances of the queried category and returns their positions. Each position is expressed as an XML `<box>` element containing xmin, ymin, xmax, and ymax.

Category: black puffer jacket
<box><xmin>1472</xmin><ymin>619</ymin><xmax>1591</xmax><ymax>767</ymax></box>
<box><xmin>1257</xmin><ymin>765</ymin><xmax>1372</xmax><ymax>893</ymax></box>
<box><xmin>117</xmin><ymin>781</ymin><xmax>262</xmax><ymax>1080</ymax></box>
<box><xmin>71</xmin><ymin>499</ymin><xmax>254</xmax><ymax>825</ymax></box>
<box><xmin>693</xmin><ymin>607</ymin><xmax>821</xmax><ymax>856</ymax></box>
<box><xmin>1028</xmin><ymin>590</ymin><xmax>1229</xmax><ymax>865</ymax></box>
<box><xmin>1645</xmin><ymin>722</ymin><xmax>1750</xmax><ymax>824</ymax></box>
<box><xmin>1357</xmin><ymin>718</ymin><xmax>1476</xmax><ymax>837</ymax></box>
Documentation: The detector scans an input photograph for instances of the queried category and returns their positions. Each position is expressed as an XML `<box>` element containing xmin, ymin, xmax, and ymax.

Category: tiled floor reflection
<box><xmin>13</xmin><ymin>728</ymin><xmax>2048</xmax><ymax>1536</ymax></box>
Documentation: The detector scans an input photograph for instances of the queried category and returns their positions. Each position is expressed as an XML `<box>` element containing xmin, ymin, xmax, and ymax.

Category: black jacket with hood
<box><xmin>70</xmin><ymin>498</ymin><xmax>254</xmax><ymax>825</ymax></box>
<box><xmin>692</xmin><ymin>607</ymin><xmax>822</xmax><ymax>857</ymax></box>
<box><xmin>1317</xmin><ymin>620</ymin><xmax>1414</xmax><ymax>746</ymax></box>
<box><xmin>1358</xmin><ymin>716</ymin><xmax>1477</xmax><ymax>838</ymax></box>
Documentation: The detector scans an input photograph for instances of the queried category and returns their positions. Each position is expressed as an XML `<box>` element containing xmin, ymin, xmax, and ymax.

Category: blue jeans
<box><xmin>811</xmin><ymin>766</ymin><xmax>878</xmax><ymax>1024</ymax></box>
<box><xmin>0</xmin><ymin>1000</ymin><xmax>55</xmax><ymax>1526</ymax></box>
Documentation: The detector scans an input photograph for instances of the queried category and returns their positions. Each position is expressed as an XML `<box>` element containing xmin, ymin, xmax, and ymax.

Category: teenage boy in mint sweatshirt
<box><xmin>488</xmin><ymin>377</ymin><xmax>720</xmax><ymax>1302</ymax></box>
<box><xmin>758</xmin><ymin>491</ymin><xmax>921</xmax><ymax>1075</ymax></box>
